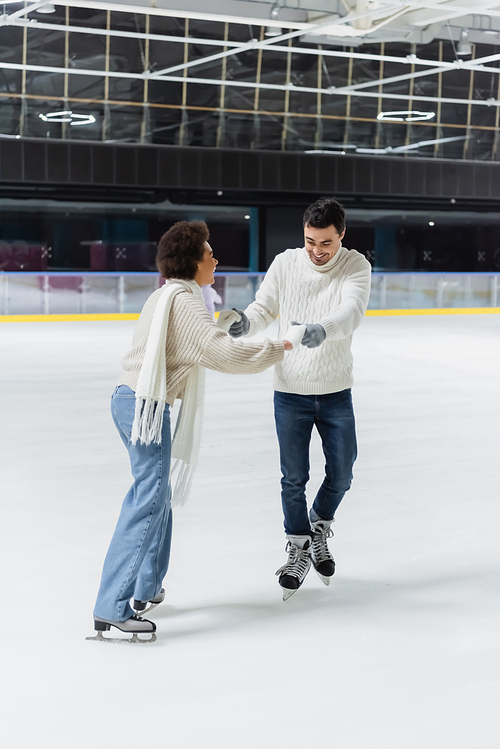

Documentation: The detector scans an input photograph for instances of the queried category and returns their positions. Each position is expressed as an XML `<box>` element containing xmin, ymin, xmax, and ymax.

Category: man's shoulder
<box><xmin>341</xmin><ymin>247</ymin><xmax>372</xmax><ymax>271</ymax></box>
<box><xmin>270</xmin><ymin>247</ymin><xmax>304</xmax><ymax>268</ymax></box>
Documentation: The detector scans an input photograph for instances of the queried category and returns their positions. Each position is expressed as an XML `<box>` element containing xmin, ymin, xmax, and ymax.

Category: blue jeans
<box><xmin>93</xmin><ymin>385</ymin><xmax>173</xmax><ymax>622</ymax></box>
<box><xmin>273</xmin><ymin>390</ymin><xmax>357</xmax><ymax>537</ymax></box>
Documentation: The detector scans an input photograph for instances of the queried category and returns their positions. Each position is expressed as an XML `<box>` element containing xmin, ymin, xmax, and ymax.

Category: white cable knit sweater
<box><xmin>244</xmin><ymin>245</ymin><xmax>372</xmax><ymax>395</ymax></box>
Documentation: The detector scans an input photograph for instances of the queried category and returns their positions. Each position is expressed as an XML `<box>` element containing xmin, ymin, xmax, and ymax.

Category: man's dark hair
<box><xmin>303</xmin><ymin>198</ymin><xmax>346</xmax><ymax>235</ymax></box>
<box><xmin>156</xmin><ymin>220</ymin><xmax>209</xmax><ymax>279</ymax></box>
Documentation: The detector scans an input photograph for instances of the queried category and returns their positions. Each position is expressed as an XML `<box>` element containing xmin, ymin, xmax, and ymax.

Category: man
<box><xmin>228</xmin><ymin>198</ymin><xmax>371</xmax><ymax>599</ymax></box>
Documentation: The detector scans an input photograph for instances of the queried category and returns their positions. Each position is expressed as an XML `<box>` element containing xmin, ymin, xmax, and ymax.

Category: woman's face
<box><xmin>194</xmin><ymin>242</ymin><xmax>218</xmax><ymax>286</ymax></box>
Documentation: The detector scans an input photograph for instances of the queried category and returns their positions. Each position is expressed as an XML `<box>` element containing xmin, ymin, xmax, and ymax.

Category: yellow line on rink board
<box><xmin>1</xmin><ymin>308</ymin><xmax>500</xmax><ymax>322</ymax></box>
<box><xmin>365</xmin><ymin>308</ymin><xmax>500</xmax><ymax>316</ymax></box>
<box><xmin>0</xmin><ymin>313</ymin><xmax>141</xmax><ymax>322</ymax></box>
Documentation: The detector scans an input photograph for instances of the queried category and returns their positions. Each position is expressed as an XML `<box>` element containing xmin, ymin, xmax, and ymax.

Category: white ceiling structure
<box><xmin>2</xmin><ymin>0</ymin><xmax>500</xmax><ymax>156</ymax></box>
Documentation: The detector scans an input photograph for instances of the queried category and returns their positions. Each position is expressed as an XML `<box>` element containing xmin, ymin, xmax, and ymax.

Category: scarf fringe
<box><xmin>131</xmin><ymin>396</ymin><xmax>166</xmax><ymax>446</ymax></box>
<box><xmin>170</xmin><ymin>458</ymin><xmax>195</xmax><ymax>507</ymax></box>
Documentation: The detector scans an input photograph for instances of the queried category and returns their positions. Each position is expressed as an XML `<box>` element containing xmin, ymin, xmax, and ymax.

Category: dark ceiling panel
<box><xmin>0</xmin><ymin>140</ymin><xmax>23</xmax><ymax>181</ymax></box>
<box><xmin>241</xmin><ymin>151</ymin><xmax>261</xmax><ymax>190</ymax></box>
<box><xmin>199</xmin><ymin>150</ymin><xmax>221</xmax><ymax>189</ymax></box>
<box><xmin>389</xmin><ymin>161</ymin><xmax>407</xmax><ymax>195</ymax></box>
<box><xmin>299</xmin><ymin>155</ymin><xmax>318</xmax><ymax>192</ymax></box>
<box><xmin>158</xmin><ymin>148</ymin><xmax>179</xmax><ymax>187</ymax></box>
<box><xmin>425</xmin><ymin>162</ymin><xmax>442</xmax><ymax>196</ymax></box>
<box><xmin>354</xmin><ymin>159</ymin><xmax>372</xmax><ymax>194</ymax></box>
<box><xmin>92</xmin><ymin>144</ymin><xmax>114</xmax><ymax>184</ymax></box>
<box><xmin>179</xmin><ymin>149</ymin><xmax>200</xmax><ymax>188</ymax></box>
<box><xmin>23</xmin><ymin>141</ymin><xmax>46</xmax><ymax>182</ymax></box>
<box><xmin>409</xmin><ymin>162</ymin><xmax>425</xmax><ymax>196</ymax></box>
<box><xmin>260</xmin><ymin>153</ymin><xmax>280</xmax><ymax>191</ymax></box>
<box><xmin>115</xmin><ymin>147</ymin><xmax>137</xmax><ymax>185</ymax></box>
<box><xmin>280</xmin><ymin>153</ymin><xmax>300</xmax><ymax>192</ymax></box>
<box><xmin>70</xmin><ymin>143</ymin><xmax>92</xmax><ymax>183</ymax></box>
<box><xmin>47</xmin><ymin>143</ymin><xmax>69</xmax><ymax>183</ymax></box>
<box><xmin>3</xmin><ymin>140</ymin><xmax>500</xmax><ymax>211</ymax></box>
<box><xmin>318</xmin><ymin>154</ymin><xmax>339</xmax><ymax>192</ymax></box>
<box><xmin>137</xmin><ymin>148</ymin><xmax>159</xmax><ymax>186</ymax></box>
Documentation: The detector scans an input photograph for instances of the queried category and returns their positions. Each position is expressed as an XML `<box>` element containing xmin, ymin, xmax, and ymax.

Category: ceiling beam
<box><xmin>3</xmin><ymin>60</ymin><xmax>500</xmax><ymax>109</ymax></box>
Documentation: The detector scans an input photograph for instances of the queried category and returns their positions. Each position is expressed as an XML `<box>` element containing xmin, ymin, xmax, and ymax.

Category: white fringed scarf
<box><xmin>131</xmin><ymin>279</ymin><xmax>206</xmax><ymax>507</ymax></box>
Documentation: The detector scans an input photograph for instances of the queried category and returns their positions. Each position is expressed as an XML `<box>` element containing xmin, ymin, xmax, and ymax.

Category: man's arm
<box><xmin>319</xmin><ymin>255</ymin><xmax>372</xmax><ymax>341</ymax></box>
<box><xmin>227</xmin><ymin>257</ymin><xmax>281</xmax><ymax>338</ymax></box>
<box><xmin>244</xmin><ymin>258</ymin><xmax>281</xmax><ymax>336</ymax></box>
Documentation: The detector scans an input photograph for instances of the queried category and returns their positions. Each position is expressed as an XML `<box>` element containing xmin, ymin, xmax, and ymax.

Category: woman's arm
<box><xmin>200</xmin><ymin>327</ymin><xmax>285</xmax><ymax>374</ymax></box>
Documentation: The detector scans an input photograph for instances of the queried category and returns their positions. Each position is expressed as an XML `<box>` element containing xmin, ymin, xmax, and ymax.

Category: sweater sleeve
<box><xmin>199</xmin><ymin>328</ymin><xmax>285</xmax><ymax>374</ymax></box>
<box><xmin>243</xmin><ymin>257</ymin><xmax>281</xmax><ymax>336</ymax></box>
<box><xmin>319</xmin><ymin>254</ymin><xmax>372</xmax><ymax>341</ymax></box>
<box><xmin>170</xmin><ymin>291</ymin><xmax>284</xmax><ymax>375</ymax></box>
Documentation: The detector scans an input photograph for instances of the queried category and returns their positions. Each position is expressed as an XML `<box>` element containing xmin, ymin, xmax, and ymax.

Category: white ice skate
<box><xmin>86</xmin><ymin>614</ymin><xmax>157</xmax><ymax>644</ymax></box>
<box><xmin>311</xmin><ymin>518</ymin><xmax>335</xmax><ymax>586</ymax></box>
<box><xmin>133</xmin><ymin>588</ymin><xmax>166</xmax><ymax>617</ymax></box>
<box><xmin>275</xmin><ymin>536</ymin><xmax>312</xmax><ymax>600</ymax></box>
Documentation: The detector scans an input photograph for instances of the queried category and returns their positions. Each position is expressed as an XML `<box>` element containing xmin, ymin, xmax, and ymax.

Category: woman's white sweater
<box><xmin>119</xmin><ymin>284</ymin><xmax>285</xmax><ymax>405</ymax></box>
<box><xmin>244</xmin><ymin>245</ymin><xmax>372</xmax><ymax>395</ymax></box>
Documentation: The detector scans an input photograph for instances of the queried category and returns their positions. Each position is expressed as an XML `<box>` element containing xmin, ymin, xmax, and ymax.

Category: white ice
<box><xmin>1</xmin><ymin>313</ymin><xmax>500</xmax><ymax>748</ymax></box>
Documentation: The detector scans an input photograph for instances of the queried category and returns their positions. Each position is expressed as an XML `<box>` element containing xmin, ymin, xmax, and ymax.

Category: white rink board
<box><xmin>1</xmin><ymin>314</ymin><xmax>500</xmax><ymax>749</ymax></box>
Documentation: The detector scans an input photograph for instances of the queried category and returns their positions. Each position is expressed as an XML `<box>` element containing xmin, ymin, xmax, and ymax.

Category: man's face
<box><xmin>304</xmin><ymin>223</ymin><xmax>345</xmax><ymax>266</ymax></box>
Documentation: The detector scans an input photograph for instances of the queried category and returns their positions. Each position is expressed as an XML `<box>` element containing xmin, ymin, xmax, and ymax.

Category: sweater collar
<box><xmin>165</xmin><ymin>278</ymin><xmax>204</xmax><ymax>300</ymax></box>
<box><xmin>302</xmin><ymin>245</ymin><xmax>346</xmax><ymax>273</ymax></box>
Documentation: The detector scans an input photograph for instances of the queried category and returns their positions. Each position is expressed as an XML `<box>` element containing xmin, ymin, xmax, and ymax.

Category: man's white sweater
<box><xmin>245</xmin><ymin>245</ymin><xmax>372</xmax><ymax>395</ymax></box>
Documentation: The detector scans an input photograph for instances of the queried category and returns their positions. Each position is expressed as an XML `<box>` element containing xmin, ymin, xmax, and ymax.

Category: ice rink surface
<box><xmin>1</xmin><ymin>313</ymin><xmax>500</xmax><ymax>748</ymax></box>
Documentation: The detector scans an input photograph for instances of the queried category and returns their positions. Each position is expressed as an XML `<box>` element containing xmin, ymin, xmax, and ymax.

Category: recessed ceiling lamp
<box><xmin>265</xmin><ymin>2</ymin><xmax>282</xmax><ymax>36</ymax></box>
<box><xmin>269</xmin><ymin>2</ymin><xmax>281</xmax><ymax>19</ymax></box>
<box><xmin>36</xmin><ymin>3</ymin><xmax>56</xmax><ymax>13</ymax></box>
<box><xmin>39</xmin><ymin>110</ymin><xmax>96</xmax><ymax>126</ymax></box>
<box><xmin>377</xmin><ymin>110</ymin><xmax>436</xmax><ymax>122</ymax></box>
<box><xmin>457</xmin><ymin>29</ymin><xmax>472</xmax><ymax>56</ymax></box>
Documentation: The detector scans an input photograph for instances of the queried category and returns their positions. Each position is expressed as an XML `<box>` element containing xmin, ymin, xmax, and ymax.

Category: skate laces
<box><xmin>312</xmin><ymin>526</ymin><xmax>334</xmax><ymax>562</ymax></box>
<box><xmin>276</xmin><ymin>541</ymin><xmax>311</xmax><ymax>578</ymax></box>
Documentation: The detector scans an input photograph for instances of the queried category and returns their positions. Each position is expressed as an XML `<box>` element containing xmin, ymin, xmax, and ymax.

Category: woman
<box><xmin>90</xmin><ymin>221</ymin><xmax>292</xmax><ymax>641</ymax></box>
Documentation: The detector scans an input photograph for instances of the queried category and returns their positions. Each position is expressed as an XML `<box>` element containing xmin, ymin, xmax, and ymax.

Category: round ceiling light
<box><xmin>39</xmin><ymin>110</ymin><xmax>96</xmax><ymax>126</ymax></box>
<box><xmin>377</xmin><ymin>110</ymin><xmax>436</xmax><ymax>122</ymax></box>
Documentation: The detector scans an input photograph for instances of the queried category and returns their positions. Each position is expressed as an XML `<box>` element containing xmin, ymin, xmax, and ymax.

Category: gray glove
<box><xmin>291</xmin><ymin>321</ymin><xmax>326</xmax><ymax>348</ymax></box>
<box><xmin>228</xmin><ymin>308</ymin><xmax>250</xmax><ymax>338</ymax></box>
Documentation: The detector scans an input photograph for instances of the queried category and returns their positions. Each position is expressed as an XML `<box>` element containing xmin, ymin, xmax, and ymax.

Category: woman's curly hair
<box><xmin>156</xmin><ymin>220</ymin><xmax>209</xmax><ymax>279</ymax></box>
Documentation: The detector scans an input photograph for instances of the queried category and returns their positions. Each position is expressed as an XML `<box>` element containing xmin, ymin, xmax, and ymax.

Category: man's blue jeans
<box><xmin>93</xmin><ymin>385</ymin><xmax>173</xmax><ymax>622</ymax></box>
<box><xmin>273</xmin><ymin>389</ymin><xmax>357</xmax><ymax>537</ymax></box>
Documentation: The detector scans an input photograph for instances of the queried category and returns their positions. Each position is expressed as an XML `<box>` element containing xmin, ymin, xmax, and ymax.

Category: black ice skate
<box><xmin>86</xmin><ymin>614</ymin><xmax>157</xmax><ymax>644</ymax></box>
<box><xmin>133</xmin><ymin>588</ymin><xmax>165</xmax><ymax>616</ymax></box>
<box><xmin>310</xmin><ymin>518</ymin><xmax>335</xmax><ymax>585</ymax></box>
<box><xmin>275</xmin><ymin>536</ymin><xmax>312</xmax><ymax>600</ymax></box>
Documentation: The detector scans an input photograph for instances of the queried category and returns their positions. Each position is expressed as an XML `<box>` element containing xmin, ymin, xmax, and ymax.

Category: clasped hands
<box><xmin>227</xmin><ymin>308</ymin><xmax>326</xmax><ymax>349</ymax></box>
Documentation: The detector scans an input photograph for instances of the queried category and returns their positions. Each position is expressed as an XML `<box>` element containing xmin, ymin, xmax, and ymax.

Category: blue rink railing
<box><xmin>0</xmin><ymin>271</ymin><xmax>500</xmax><ymax>316</ymax></box>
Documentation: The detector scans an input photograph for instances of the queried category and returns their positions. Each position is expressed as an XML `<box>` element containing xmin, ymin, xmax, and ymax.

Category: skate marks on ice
<box><xmin>132</xmin><ymin>568</ymin><xmax>497</xmax><ymax>643</ymax></box>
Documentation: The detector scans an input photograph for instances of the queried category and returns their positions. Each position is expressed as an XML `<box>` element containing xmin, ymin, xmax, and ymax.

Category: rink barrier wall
<box><xmin>1</xmin><ymin>308</ymin><xmax>500</xmax><ymax>323</ymax></box>
<box><xmin>1</xmin><ymin>271</ymin><xmax>500</xmax><ymax>320</ymax></box>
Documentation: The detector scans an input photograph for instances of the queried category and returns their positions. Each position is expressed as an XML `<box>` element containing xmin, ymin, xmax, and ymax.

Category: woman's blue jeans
<box><xmin>93</xmin><ymin>385</ymin><xmax>173</xmax><ymax>622</ymax></box>
<box><xmin>273</xmin><ymin>389</ymin><xmax>357</xmax><ymax>537</ymax></box>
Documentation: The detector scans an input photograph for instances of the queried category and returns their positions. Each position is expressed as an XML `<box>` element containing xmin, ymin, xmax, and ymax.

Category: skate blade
<box><xmin>86</xmin><ymin>631</ymin><xmax>157</xmax><ymax>644</ymax></box>
<box><xmin>282</xmin><ymin>588</ymin><xmax>298</xmax><ymax>601</ymax></box>
<box><xmin>314</xmin><ymin>570</ymin><xmax>331</xmax><ymax>586</ymax></box>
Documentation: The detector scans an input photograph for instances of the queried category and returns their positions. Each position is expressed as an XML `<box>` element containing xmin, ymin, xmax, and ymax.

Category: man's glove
<box><xmin>228</xmin><ymin>308</ymin><xmax>250</xmax><ymax>338</ymax></box>
<box><xmin>291</xmin><ymin>321</ymin><xmax>326</xmax><ymax>348</ymax></box>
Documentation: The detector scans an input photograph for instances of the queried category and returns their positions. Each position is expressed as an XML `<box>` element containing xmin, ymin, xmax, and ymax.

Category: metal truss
<box><xmin>2</xmin><ymin>0</ymin><xmax>500</xmax><ymax>155</ymax></box>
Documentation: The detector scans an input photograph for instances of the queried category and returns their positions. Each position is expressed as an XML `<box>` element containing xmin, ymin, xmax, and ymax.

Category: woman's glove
<box><xmin>228</xmin><ymin>308</ymin><xmax>250</xmax><ymax>338</ymax></box>
<box><xmin>291</xmin><ymin>321</ymin><xmax>326</xmax><ymax>348</ymax></box>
